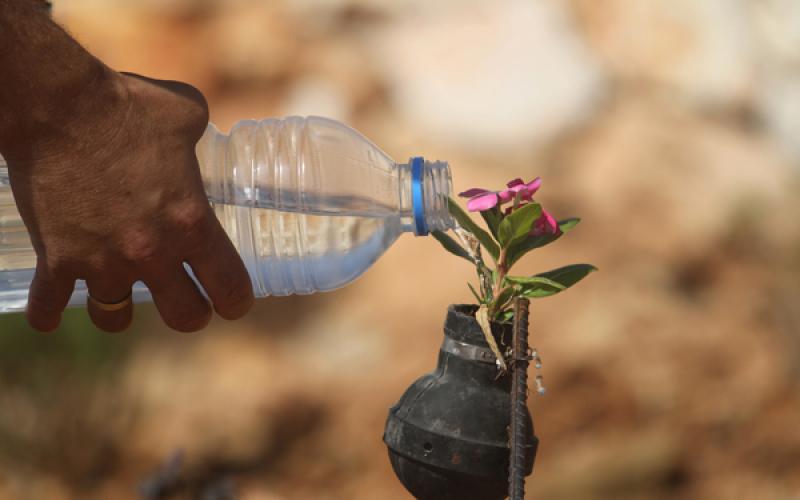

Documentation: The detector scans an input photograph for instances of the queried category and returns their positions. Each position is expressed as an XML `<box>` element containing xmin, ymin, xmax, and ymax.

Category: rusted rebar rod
<box><xmin>508</xmin><ymin>297</ymin><xmax>530</xmax><ymax>500</ymax></box>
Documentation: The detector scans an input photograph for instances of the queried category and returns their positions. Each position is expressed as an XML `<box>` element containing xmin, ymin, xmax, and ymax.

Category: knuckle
<box><xmin>85</xmin><ymin>254</ymin><xmax>113</xmax><ymax>276</ymax></box>
<box><xmin>188</xmin><ymin>94</ymin><xmax>210</xmax><ymax>126</ymax></box>
<box><xmin>170</xmin><ymin>201</ymin><xmax>211</xmax><ymax>240</ymax></box>
<box><xmin>175</xmin><ymin>83</ymin><xmax>210</xmax><ymax>138</ymax></box>
<box><xmin>177</xmin><ymin>81</ymin><xmax>208</xmax><ymax>109</ymax></box>
<box><xmin>120</xmin><ymin>229</ymin><xmax>160</xmax><ymax>266</ymax></box>
<box><xmin>43</xmin><ymin>256</ymin><xmax>76</xmax><ymax>280</ymax></box>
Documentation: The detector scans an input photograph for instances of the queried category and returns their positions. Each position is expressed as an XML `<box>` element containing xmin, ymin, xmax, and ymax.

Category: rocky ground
<box><xmin>0</xmin><ymin>1</ymin><xmax>799</xmax><ymax>498</ymax></box>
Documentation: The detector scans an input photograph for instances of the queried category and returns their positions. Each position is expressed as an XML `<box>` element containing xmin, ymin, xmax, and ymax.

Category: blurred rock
<box><xmin>751</xmin><ymin>0</ymin><xmax>800</xmax><ymax>62</ymax></box>
<box><xmin>571</xmin><ymin>0</ymin><xmax>800</xmax><ymax>163</ymax></box>
<box><xmin>531</xmin><ymin>429</ymin><xmax>684</xmax><ymax>500</ymax></box>
<box><xmin>563</xmin><ymin>97</ymin><xmax>792</xmax><ymax>258</ymax></box>
<box><xmin>751</xmin><ymin>0</ymin><xmax>800</xmax><ymax>163</ymax></box>
<box><xmin>282</xmin><ymin>78</ymin><xmax>351</xmax><ymax>121</ymax></box>
<box><xmin>572</xmin><ymin>0</ymin><xmax>755</xmax><ymax>110</ymax></box>
<box><xmin>372</xmin><ymin>0</ymin><xmax>604</xmax><ymax>152</ymax></box>
<box><xmin>206</xmin><ymin>4</ymin><xmax>299</xmax><ymax>85</ymax></box>
<box><xmin>240</xmin><ymin>490</ymin><xmax>286</xmax><ymax>500</ymax></box>
<box><xmin>279</xmin><ymin>38</ymin><xmax>382</xmax><ymax>120</ymax></box>
<box><xmin>0</xmin><ymin>476</ymin><xmax>71</xmax><ymax>500</ymax></box>
<box><xmin>121</xmin><ymin>335</ymin><xmax>316</xmax><ymax>464</ymax></box>
<box><xmin>756</xmin><ymin>75</ymin><xmax>800</xmax><ymax>164</ymax></box>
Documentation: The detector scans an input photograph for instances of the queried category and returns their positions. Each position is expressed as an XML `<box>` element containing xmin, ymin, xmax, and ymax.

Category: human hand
<box><xmin>2</xmin><ymin>70</ymin><xmax>254</xmax><ymax>332</ymax></box>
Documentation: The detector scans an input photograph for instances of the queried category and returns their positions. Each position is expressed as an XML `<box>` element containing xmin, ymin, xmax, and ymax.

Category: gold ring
<box><xmin>88</xmin><ymin>291</ymin><xmax>133</xmax><ymax>312</ymax></box>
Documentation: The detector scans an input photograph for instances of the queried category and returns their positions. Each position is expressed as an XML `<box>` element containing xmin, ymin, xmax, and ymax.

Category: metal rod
<box><xmin>508</xmin><ymin>297</ymin><xmax>530</xmax><ymax>500</ymax></box>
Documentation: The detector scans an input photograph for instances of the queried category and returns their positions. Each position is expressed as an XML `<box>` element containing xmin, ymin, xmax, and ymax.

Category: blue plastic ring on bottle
<box><xmin>411</xmin><ymin>156</ymin><xmax>428</xmax><ymax>236</ymax></box>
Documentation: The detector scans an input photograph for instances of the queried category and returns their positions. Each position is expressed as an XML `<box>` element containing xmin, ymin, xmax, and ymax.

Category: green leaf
<box><xmin>480</xmin><ymin>206</ymin><xmax>503</xmax><ymax>239</ymax></box>
<box><xmin>496</xmin><ymin>309</ymin><xmax>515</xmax><ymax>323</ymax></box>
<box><xmin>447</xmin><ymin>197</ymin><xmax>500</xmax><ymax>261</ymax></box>
<box><xmin>505</xmin><ymin>275</ymin><xmax>565</xmax><ymax>298</ymax></box>
<box><xmin>506</xmin><ymin>275</ymin><xmax>567</xmax><ymax>289</ymax></box>
<box><xmin>467</xmin><ymin>282</ymin><xmax>484</xmax><ymax>303</ymax></box>
<box><xmin>559</xmin><ymin>217</ymin><xmax>581</xmax><ymax>233</ymax></box>
<box><xmin>537</xmin><ymin>263</ymin><xmax>597</xmax><ymax>286</ymax></box>
<box><xmin>432</xmin><ymin>230</ymin><xmax>473</xmax><ymax>263</ymax></box>
<box><xmin>505</xmin><ymin>218</ymin><xmax>578</xmax><ymax>268</ymax></box>
<box><xmin>497</xmin><ymin>203</ymin><xmax>541</xmax><ymax>248</ymax></box>
<box><xmin>517</xmin><ymin>264</ymin><xmax>597</xmax><ymax>298</ymax></box>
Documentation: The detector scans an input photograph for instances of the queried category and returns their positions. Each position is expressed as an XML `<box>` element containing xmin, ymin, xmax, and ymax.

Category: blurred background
<box><xmin>1</xmin><ymin>0</ymin><xmax>800</xmax><ymax>498</ymax></box>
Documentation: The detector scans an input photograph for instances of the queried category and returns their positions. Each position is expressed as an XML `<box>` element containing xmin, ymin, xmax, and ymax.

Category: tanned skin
<box><xmin>0</xmin><ymin>1</ymin><xmax>254</xmax><ymax>333</ymax></box>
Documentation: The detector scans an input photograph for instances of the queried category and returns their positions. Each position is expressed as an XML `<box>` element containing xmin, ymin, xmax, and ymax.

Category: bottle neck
<box><xmin>398</xmin><ymin>158</ymin><xmax>454</xmax><ymax>236</ymax></box>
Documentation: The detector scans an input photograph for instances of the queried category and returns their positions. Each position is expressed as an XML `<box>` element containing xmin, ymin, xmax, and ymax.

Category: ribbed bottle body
<box><xmin>197</xmin><ymin>116</ymin><xmax>407</xmax><ymax>296</ymax></box>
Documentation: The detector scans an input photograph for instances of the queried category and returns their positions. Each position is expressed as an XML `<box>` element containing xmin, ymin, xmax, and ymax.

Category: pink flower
<box><xmin>531</xmin><ymin>209</ymin><xmax>560</xmax><ymax>237</ymax></box>
<box><xmin>458</xmin><ymin>188</ymin><xmax>502</xmax><ymax>212</ymax></box>
<box><xmin>506</xmin><ymin>177</ymin><xmax>542</xmax><ymax>200</ymax></box>
<box><xmin>459</xmin><ymin>177</ymin><xmax>542</xmax><ymax>212</ymax></box>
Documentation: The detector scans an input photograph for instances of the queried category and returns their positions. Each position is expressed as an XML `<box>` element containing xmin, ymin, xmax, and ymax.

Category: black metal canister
<box><xmin>384</xmin><ymin>304</ymin><xmax>538</xmax><ymax>500</ymax></box>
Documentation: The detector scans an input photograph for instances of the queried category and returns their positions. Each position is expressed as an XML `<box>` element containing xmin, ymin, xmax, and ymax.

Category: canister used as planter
<box><xmin>384</xmin><ymin>304</ymin><xmax>538</xmax><ymax>500</ymax></box>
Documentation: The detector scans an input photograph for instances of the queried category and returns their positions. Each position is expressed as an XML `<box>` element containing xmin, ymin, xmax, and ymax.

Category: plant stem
<box><xmin>488</xmin><ymin>247</ymin><xmax>509</xmax><ymax>317</ymax></box>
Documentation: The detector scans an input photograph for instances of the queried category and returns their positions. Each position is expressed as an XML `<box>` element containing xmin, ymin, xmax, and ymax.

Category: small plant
<box><xmin>433</xmin><ymin>177</ymin><xmax>596</xmax><ymax>373</ymax></box>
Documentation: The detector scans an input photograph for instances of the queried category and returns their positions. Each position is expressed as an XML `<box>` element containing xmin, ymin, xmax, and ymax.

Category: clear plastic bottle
<box><xmin>0</xmin><ymin>116</ymin><xmax>453</xmax><ymax>313</ymax></box>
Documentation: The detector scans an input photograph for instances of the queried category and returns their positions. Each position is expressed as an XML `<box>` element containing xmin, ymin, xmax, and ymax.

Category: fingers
<box><xmin>187</xmin><ymin>222</ymin><xmax>254</xmax><ymax>321</ymax></box>
<box><xmin>26</xmin><ymin>265</ymin><xmax>75</xmax><ymax>333</ymax></box>
<box><xmin>86</xmin><ymin>277</ymin><xmax>134</xmax><ymax>333</ymax></box>
<box><xmin>143</xmin><ymin>265</ymin><xmax>212</xmax><ymax>333</ymax></box>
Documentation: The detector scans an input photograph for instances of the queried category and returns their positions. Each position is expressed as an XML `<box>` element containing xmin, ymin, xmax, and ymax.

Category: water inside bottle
<box><xmin>216</xmin><ymin>203</ymin><xmax>400</xmax><ymax>296</ymax></box>
<box><xmin>209</xmin><ymin>183</ymin><xmax>398</xmax><ymax>218</ymax></box>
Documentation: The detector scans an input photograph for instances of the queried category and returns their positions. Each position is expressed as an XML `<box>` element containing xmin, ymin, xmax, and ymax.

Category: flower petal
<box><xmin>531</xmin><ymin>209</ymin><xmax>560</xmax><ymax>236</ymax></box>
<box><xmin>506</xmin><ymin>178</ymin><xmax>541</xmax><ymax>201</ymax></box>
<box><xmin>458</xmin><ymin>188</ymin><xmax>491</xmax><ymax>198</ymax></box>
<box><xmin>517</xmin><ymin>189</ymin><xmax>534</xmax><ymax>201</ymax></box>
<box><xmin>466</xmin><ymin>192</ymin><xmax>499</xmax><ymax>212</ymax></box>
<box><xmin>525</xmin><ymin>177</ymin><xmax>542</xmax><ymax>195</ymax></box>
<box><xmin>497</xmin><ymin>189</ymin><xmax>516</xmax><ymax>203</ymax></box>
